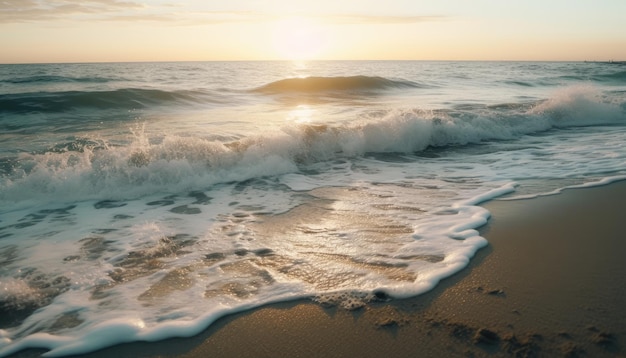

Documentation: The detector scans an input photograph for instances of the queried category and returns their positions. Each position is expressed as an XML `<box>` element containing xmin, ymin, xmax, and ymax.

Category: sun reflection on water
<box><xmin>287</xmin><ymin>104</ymin><xmax>315</xmax><ymax>123</ymax></box>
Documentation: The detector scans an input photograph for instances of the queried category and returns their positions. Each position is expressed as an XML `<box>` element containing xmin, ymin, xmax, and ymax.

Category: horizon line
<box><xmin>2</xmin><ymin>59</ymin><xmax>622</xmax><ymax>66</ymax></box>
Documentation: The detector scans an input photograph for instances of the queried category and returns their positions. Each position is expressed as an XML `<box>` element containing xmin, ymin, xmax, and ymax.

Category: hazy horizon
<box><xmin>4</xmin><ymin>59</ymin><xmax>625</xmax><ymax>66</ymax></box>
<box><xmin>2</xmin><ymin>0</ymin><xmax>625</xmax><ymax>64</ymax></box>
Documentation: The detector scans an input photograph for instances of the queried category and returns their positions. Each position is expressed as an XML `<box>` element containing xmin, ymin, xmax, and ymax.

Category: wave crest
<box><xmin>253</xmin><ymin>75</ymin><xmax>423</xmax><ymax>94</ymax></box>
<box><xmin>1</xmin><ymin>86</ymin><xmax>623</xmax><ymax>206</ymax></box>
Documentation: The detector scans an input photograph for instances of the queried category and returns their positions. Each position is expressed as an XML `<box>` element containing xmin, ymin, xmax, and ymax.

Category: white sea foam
<box><xmin>530</xmin><ymin>85</ymin><xmax>623</xmax><ymax>126</ymax></box>
<box><xmin>1</xmin><ymin>85</ymin><xmax>622</xmax><ymax>210</ymax></box>
<box><xmin>1</xmin><ymin>61</ymin><xmax>625</xmax><ymax>357</ymax></box>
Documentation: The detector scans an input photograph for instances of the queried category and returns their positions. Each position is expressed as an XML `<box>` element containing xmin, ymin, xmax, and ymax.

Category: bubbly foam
<box><xmin>1</xmin><ymin>85</ymin><xmax>623</xmax><ymax>208</ymax></box>
<box><xmin>1</xmin><ymin>61</ymin><xmax>625</xmax><ymax>357</ymax></box>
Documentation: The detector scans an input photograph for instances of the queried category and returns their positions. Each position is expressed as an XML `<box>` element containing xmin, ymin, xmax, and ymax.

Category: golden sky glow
<box><xmin>1</xmin><ymin>0</ymin><xmax>625</xmax><ymax>63</ymax></box>
<box><xmin>272</xmin><ymin>17</ymin><xmax>329</xmax><ymax>61</ymax></box>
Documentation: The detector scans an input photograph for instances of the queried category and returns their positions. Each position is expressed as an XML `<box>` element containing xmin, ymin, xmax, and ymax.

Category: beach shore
<box><xmin>11</xmin><ymin>180</ymin><xmax>626</xmax><ymax>357</ymax></box>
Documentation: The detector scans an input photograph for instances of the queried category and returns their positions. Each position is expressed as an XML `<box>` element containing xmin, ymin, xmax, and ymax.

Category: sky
<box><xmin>1</xmin><ymin>0</ymin><xmax>625</xmax><ymax>63</ymax></box>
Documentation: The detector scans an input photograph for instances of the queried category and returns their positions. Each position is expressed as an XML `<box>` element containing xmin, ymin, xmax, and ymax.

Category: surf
<box><xmin>1</xmin><ymin>61</ymin><xmax>626</xmax><ymax>358</ymax></box>
<box><xmin>1</xmin><ymin>85</ymin><xmax>623</xmax><ymax>209</ymax></box>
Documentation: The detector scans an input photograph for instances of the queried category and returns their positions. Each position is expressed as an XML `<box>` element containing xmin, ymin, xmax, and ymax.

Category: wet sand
<box><xmin>12</xmin><ymin>180</ymin><xmax>626</xmax><ymax>357</ymax></box>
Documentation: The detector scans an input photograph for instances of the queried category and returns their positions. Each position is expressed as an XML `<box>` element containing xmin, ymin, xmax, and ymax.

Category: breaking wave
<box><xmin>1</xmin><ymin>86</ymin><xmax>623</xmax><ymax>206</ymax></box>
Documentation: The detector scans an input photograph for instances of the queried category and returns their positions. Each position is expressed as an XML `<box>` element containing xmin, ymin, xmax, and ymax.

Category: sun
<box><xmin>272</xmin><ymin>17</ymin><xmax>328</xmax><ymax>61</ymax></box>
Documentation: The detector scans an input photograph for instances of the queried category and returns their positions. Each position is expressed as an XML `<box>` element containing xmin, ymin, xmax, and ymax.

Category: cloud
<box><xmin>161</xmin><ymin>11</ymin><xmax>274</xmax><ymax>25</ymax></box>
<box><xmin>0</xmin><ymin>2</ymin><xmax>445</xmax><ymax>27</ymax></box>
<box><xmin>320</xmin><ymin>14</ymin><xmax>446</xmax><ymax>25</ymax></box>
<box><xmin>0</xmin><ymin>0</ymin><xmax>145</xmax><ymax>23</ymax></box>
<box><xmin>0</xmin><ymin>1</ymin><xmax>270</xmax><ymax>25</ymax></box>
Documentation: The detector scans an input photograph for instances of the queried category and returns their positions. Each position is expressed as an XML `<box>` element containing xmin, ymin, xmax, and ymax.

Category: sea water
<box><xmin>0</xmin><ymin>61</ymin><xmax>625</xmax><ymax>356</ymax></box>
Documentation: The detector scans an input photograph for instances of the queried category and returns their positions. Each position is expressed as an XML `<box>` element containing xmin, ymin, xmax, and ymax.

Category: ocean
<box><xmin>0</xmin><ymin>61</ymin><xmax>625</xmax><ymax>356</ymax></box>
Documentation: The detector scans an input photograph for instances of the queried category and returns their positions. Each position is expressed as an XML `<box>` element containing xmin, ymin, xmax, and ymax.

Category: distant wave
<box><xmin>0</xmin><ymin>88</ymin><xmax>211</xmax><ymax>114</ymax></box>
<box><xmin>553</xmin><ymin>70</ymin><xmax>626</xmax><ymax>84</ymax></box>
<box><xmin>1</xmin><ymin>75</ymin><xmax>120</xmax><ymax>84</ymax></box>
<box><xmin>503</xmin><ymin>80</ymin><xmax>535</xmax><ymax>87</ymax></box>
<box><xmin>594</xmin><ymin>70</ymin><xmax>626</xmax><ymax>82</ymax></box>
<box><xmin>253</xmin><ymin>76</ymin><xmax>424</xmax><ymax>94</ymax></box>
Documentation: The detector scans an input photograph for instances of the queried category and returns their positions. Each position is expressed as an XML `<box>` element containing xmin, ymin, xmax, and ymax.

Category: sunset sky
<box><xmin>1</xmin><ymin>0</ymin><xmax>625</xmax><ymax>64</ymax></box>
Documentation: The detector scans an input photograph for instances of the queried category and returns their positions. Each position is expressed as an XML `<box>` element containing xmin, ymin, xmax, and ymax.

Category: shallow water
<box><xmin>0</xmin><ymin>61</ymin><xmax>625</xmax><ymax>356</ymax></box>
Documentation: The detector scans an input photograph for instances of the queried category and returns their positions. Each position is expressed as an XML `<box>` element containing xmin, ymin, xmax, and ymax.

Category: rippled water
<box><xmin>0</xmin><ymin>61</ymin><xmax>625</xmax><ymax>356</ymax></box>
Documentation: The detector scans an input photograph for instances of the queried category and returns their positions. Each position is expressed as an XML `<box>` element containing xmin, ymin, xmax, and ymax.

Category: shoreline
<box><xmin>9</xmin><ymin>180</ymin><xmax>626</xmax><ymax>357</ymax></box>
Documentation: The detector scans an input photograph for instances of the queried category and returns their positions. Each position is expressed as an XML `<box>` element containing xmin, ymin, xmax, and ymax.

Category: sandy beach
<box><xmin>4</xmin><ymin>1</ymin><xmax>626</xmax><ymax>356</ymax></box>
<box><xmin>10</xmin><ymin>180</ymin><xmax>626</xmax><ymax>358</ymax></box>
